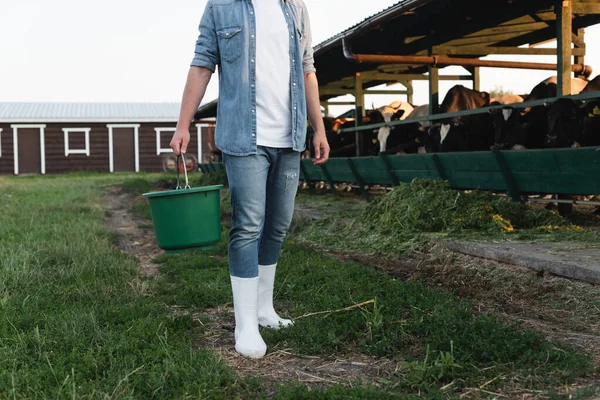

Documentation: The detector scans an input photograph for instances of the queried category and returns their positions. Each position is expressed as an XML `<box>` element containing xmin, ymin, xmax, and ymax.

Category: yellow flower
<box><xmin>492</xmin><ymin>214</ymin><xmax>515</xmax><ymax>232</ymax></box>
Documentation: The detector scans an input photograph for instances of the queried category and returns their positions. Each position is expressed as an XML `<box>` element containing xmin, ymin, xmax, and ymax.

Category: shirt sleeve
<box><xmin>301</xmin><ymin>7</ymin><xmax>316</xmax><ymax>74</ymax></box>
<box><xmin>191</xmin><ymin>3</ymin><xmax>220</xmax><ymax>72</ymax></box>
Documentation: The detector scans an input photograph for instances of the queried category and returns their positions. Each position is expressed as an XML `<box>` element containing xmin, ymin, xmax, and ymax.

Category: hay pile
<box><xmin>363</xmin><ymin>179</ymin><xmax>569</xmax><ymax>235</ymax></box>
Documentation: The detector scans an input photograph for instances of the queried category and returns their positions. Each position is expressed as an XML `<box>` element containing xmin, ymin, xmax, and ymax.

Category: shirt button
<box><xmin>252</xmin><ymin>134</ymin><xmax>256</xmax><ymax>137</ymax></box>
<box><xmin>292</xmin><ymin>59</ymin><xmax>295</xmax><ymax>62</ymax></box>
<box><xmin>251</xmin><ymin>59</ymin><xmax>255</xmax><ymax>63</ymax></box>
<box><xmin>293</xmin><ymin>106</ymin><xmax>297</xmax><ymax>110</ymax></box>
<box><xmin>251</xmin><ymin>84</ymin><xmax>255</xmax><ymax>88</ymax></box>
<box><xmin>250</xmin><ymin>11</ymin><xmax>254</xmax><ymax>14</ymax></box>
<box><xmin>251</xmin><ymin>109</ymin><xmax>255</xmax><ymax>113</ymax></box>
<box><xmin>293</xmin><ymin>83</ymin><xmax>296</xmax><ymax>86</ymax></box>
<box><xmin>251</xmin><ymin>34</ymin><xmax>254</xmax><ymax>38</ymax></box>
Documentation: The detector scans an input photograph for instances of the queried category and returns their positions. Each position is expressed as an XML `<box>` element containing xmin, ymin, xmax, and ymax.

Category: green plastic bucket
<box><xmin>143</xmin><ymin>154</ymin><xmax>224</xmax><ymax>254</ymax></box>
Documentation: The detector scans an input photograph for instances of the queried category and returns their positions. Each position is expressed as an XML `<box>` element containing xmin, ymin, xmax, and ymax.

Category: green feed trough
<box><xmin>143</xmin><ymin>155</ymin><xmax>224</xmax><ymax>254</ymax></box>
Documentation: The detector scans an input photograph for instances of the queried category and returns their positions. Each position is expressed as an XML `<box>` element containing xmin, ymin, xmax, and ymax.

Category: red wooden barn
<box><xmin>0</xmin><ymin>102</ymin><xmax>215</xmax><ymax>175</ymax></box>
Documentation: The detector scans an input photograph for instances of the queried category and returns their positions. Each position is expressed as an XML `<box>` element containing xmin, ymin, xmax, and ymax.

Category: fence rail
<box><xmin>199</xmin><ymin>147</ymin><xmax>600</xmax><ymax>200</ymax></box>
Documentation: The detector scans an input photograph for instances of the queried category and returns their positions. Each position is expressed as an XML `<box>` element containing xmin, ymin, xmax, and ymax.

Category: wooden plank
<box><xmin>458</xmin><ymin>21</ymin><xmax>550</xmax><ymax>37</ymax></box>
<box><xmin>574</xmin><ymin>28</ymin><xmax>586</xmax><ymax>79</ymax></box>
<box><xmin>358</xmin><ymin>71</ymin><xmax>472</xmax><ymax>81</ymax></box>
<box><xmin>363</xmin><ymin>90</ymin><xmax>410</xmax><ymax>95</ymax></box>
<box><xmin>472</xmin><ymin>66</ymin><xmax>480</xmax><ymax>92</ymax></box>
<box><xmin>324</xmin><ymin>101</ymin><xmax>356</xmax><ymax>106</ymax></box>
<box><xmin>426</xmin><ymin>46</ymin><xmax>585</xmax><ymax>56</ymax></box>
<box><xmin>444</xmin><ymin>32</ymin><xmax>530</xmax><ymax>47</ymax></box>
<box><xmin>405</xmin><ymin>81</ymin><xmax>414</xmax><ymax>104</ymax></box>
<box><xmin>557</xmin><ymin>0</ymin><xmax>573</xmax><ymax>96</ymax></box>
<box><xmin>355</xmin><ymin>73</ymin><xmax>364</xmax><ymax>158</ymax></box>
<box><xmin>571</xmin><ymin>3</ymin><xmax>600</xmax><ymax>14</ymax></box>
<box><xmin>429</xmin><ymin>66</ymin><xmax>439</xmax><ymax>116</ymax></box>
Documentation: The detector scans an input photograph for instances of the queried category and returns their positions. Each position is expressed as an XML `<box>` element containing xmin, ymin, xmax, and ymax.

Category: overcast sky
<box><xmin>2</xmin><ymin>0</ymin><xmax>599</xmax><ymax>114</ymax></box>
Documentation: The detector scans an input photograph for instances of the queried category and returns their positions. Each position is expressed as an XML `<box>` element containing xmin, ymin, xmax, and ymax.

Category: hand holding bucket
<box><xmin>143</xmin><ymin>155</ymin><xmax>224</xmax><ymax>254</ymax></box>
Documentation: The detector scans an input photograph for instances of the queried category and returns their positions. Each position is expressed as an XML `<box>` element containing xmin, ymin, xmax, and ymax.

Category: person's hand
<box><xmin>312</xmin><ymin>131</ymin><xmax>330</xmax><ymax>165</ymax></box>
<box><xmin>170</xmin><ymin>128</ymin><xmax>190</xmax><ymax>156</ymax></box>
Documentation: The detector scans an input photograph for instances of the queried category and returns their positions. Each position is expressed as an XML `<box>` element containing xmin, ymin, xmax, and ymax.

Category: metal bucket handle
<box><xmin>176</xmin><ymin>154</ymin><xmax>191</xmax><ymax>190</ymax></box>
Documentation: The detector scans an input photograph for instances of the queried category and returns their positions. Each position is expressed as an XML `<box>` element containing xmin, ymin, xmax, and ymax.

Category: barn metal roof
<box><xmin>0</xmin><ymin>102</ymin><xmax>183</xmax><ymax>123</ymax></box>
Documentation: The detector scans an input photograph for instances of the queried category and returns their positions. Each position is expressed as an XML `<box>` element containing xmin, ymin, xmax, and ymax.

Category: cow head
<box><xmin>367</xmin><ymin>102</ymin><xmax>414</xmax><ymax>153</ymax></box>
<box><xmin>491</xmin><ymin>106</ymin><xmax>524</xmax><ymax>150</ymax></box>
<box><xmin>545</xmin><ymin>98</ymin><xmax>581</xmax><ymax>148</ymax></box>
<box><xmin>425</xmin><ymin>124</ymin><xmax>441</xmax><ymax>153</ymax></box>
<box><xmin>438</xmin><ymin>121</ymin><xmax>468</xmax><ymax>152</ymax></box>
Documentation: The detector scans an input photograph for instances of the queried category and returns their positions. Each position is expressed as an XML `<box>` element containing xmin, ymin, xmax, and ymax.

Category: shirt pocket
<box><xmin>217</xmin><ymin>26</ymin><xmax>243</xmax><ymax>63</ymax></box>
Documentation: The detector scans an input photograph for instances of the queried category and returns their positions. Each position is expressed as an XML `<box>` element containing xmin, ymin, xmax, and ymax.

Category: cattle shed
<box><xmin>194</xmin><ymin>0</ymin><xmax>600</xmax><ymax>122</ymax></box>
<box><xmin>196</xmin><ymin>0</ymin><xmax>600</xmax><ymax>202</ymax></box>
<box><xmin>0</xmin><ymin>103</ymin><xmax>215</xmax><ymax>175</ymax></box>
<box><xmin>316</xmin><ymin>0</ymin><xmax>600</xmax><ymax>116</ymax></box>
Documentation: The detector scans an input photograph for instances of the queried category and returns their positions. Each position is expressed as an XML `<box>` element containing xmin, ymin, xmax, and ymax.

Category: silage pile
<box><xmin>363</xmin><ymin>179</ymin><xmax>574</xmax><ymax>236</ymax></box>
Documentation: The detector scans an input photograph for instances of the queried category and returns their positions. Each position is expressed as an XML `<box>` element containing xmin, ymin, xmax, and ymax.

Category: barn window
<box><xmin>155</xmin><ymin>128</ymin><xmax>176</xmax><ymax>155</ymax></box>
<box><xmin>63</xmin><ymin>128</ymin><xmax>91</xmax><ymax>156</ymax></box>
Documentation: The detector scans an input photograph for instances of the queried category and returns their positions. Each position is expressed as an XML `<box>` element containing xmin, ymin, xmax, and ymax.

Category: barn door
<box><xmin>107</xmin><ymin>124</ymin><xmax>139</xmax><ymax>172</ymax></box>
<box><xmin>11</xmin><ymin>125</ymin><xmax>45</xmax><ymax>175</ymax></box>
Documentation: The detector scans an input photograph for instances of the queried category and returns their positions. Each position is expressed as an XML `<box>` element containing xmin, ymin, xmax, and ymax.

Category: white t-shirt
<box><xmin>253</xmin><ymin>0</ymin><xmax>293</xmax><ymax>148</ymax></box>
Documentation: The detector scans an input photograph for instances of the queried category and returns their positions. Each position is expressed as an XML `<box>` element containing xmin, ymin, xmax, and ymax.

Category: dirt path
<box><xmin>104</xmin><ymin>186</ymin><xmax>162</xmax><ymax>278</ymax></box>
<box><xmin>102</xmin><ymin>187</ymin><xmax>401</xmax><ymax>392</ymax></box>
<box><xmin>103</xmin><ymin>186</ymin><xmax>600</xmax><ymax>396</ymax></box>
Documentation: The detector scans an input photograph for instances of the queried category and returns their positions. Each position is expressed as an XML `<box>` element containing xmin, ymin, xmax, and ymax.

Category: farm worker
<box><xmin>170</xmin><ymin>0</ymin><xmax>329</xmax><ymax>359</ymax></box>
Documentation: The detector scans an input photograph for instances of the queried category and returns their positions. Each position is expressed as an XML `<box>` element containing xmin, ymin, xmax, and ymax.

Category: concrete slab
<box><xmin>445</xmin><ymin>240</ymin><xmax>600</xmax><ymax>285</ymax></box>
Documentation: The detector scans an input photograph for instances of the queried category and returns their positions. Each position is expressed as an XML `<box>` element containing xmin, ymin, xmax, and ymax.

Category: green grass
<box><xmin>0</xmin><ymin>175</ymin><xmax>261</xmax><ymax>399</ymax></box>
<box><xmin>2</xmin><ymin>172</ymin><xmax>595</xmax><ymax>398</ymax></box>
<box><xmin>145</xmin><ymin>230</ymin><xmax>595</xmax><ymax>396</ymax></box>
<box><xmin>120</xmin><ymin>173</ymin><xmax>595</xmax><ymax>396</ymax></box>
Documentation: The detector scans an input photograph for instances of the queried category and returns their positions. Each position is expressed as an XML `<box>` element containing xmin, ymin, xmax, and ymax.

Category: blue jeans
<box><xmin>223</xmin><ymin>146</ymin><xmax>300</xmax><ymax>278</ymax></box>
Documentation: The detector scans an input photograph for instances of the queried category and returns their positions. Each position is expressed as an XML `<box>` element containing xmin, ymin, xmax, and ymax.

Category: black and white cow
<box><xmin>367</xmin><ymin>102</ymin><xmax>414</xmax><ymax>153</ymax></box>
<box><xmin>427</xmin><ymin>85</ymin><xmax>494</xmax><ymax>152</ymax></box>
<box><xmin>492</xmin><ymin>76</ymin><xmax>592</xmax><ymax>150</ymax></box>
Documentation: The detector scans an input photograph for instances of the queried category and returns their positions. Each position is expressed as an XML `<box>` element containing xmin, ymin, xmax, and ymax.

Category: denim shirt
<box><xmin>191</xmin><ymin>0</ymin><xmax>316</xmax><ymax>156</ymax></box>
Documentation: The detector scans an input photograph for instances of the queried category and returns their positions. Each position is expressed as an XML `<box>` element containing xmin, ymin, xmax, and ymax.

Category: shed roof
<box><xmin>314</xmin><ymin>0</ymin><xmax>600</xmax><ymax>97</ymax></box>
<box><xmin>193</xmin><ymin>0</ymin><xmax>600</xmax><ymax>116</ymax></box>
<box><xmin>0</xmin><ymin>102</ymin><xmax>183</xmax><ymax>123</ymax></box>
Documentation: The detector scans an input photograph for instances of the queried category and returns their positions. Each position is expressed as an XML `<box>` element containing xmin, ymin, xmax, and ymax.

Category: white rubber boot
<box><xmin>230</xmin><ymin>276</ymin><xmax>267</xmax><ymax>359</ymax></box>
<box><xmin>258</xmin><ymin>264</ymin><xmax>293</xmax><ymax>329</ymax></box>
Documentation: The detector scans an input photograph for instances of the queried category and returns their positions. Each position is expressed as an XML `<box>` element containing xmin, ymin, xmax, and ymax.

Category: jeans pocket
<box><xmin>217</xmin><ymin>26</ymin><xmax>243</xmax><ymax>63</ymax></box>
